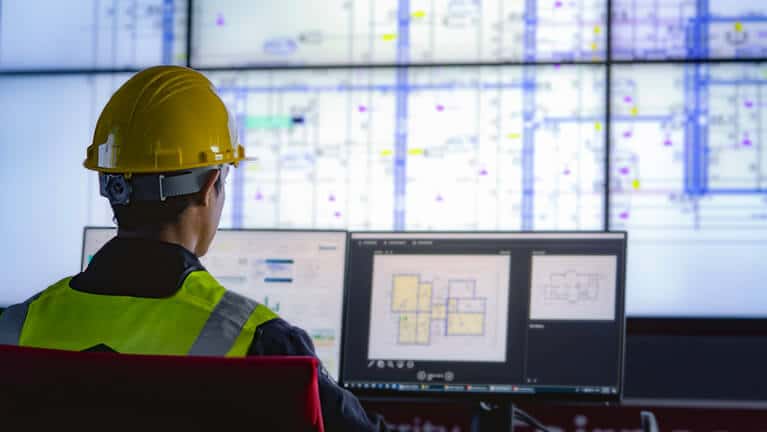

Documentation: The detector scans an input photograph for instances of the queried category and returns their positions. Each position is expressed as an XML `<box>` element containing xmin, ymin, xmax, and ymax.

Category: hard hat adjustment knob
<box><xmin>99</xmin><ymin>174</ymin><xmax>133</xmax><ymax>205</ymax></box>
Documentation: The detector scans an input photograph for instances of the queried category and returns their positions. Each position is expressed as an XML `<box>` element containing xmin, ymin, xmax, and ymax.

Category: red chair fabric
<box><xmin>0</xmin><ymin>345</ymin><xmax>324</xmax><ymax>431</ymax></box>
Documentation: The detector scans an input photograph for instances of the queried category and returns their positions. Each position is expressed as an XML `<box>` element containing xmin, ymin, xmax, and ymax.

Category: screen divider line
<box><xmin>604</xmin><ymin>0</ymin><xmax>613</xmax><ymax>232</ymax></box>
<box><xmin>186</xmin><ymin>0</ymin><xmax>193</xmax><ymax>68</ymax></box>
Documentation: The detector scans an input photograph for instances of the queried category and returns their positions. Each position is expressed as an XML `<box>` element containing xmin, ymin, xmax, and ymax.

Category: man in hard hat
<box><xmin>0</xmin><ymin>66</ymin><xmax>386</xmax><ymax>431</ymax></box>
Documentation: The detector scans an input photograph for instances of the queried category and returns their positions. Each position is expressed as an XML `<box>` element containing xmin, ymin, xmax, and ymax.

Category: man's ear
<box><xmin>198</xmin><ymin>170</ymin><xmax>221</xmax><ymax>207</ymax></box>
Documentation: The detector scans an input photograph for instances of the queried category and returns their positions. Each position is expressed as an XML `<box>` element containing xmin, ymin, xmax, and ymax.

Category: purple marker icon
<box><xmin>555</xmin><ymin>1</ymin><xmax>563</xmax><ymax>7</ymax></box>
<box><xmin>745</xmin><ymin>100</ymin><xmax>754</xmax><ymax>109</ymax></box>
<box><xmin>436</xmin><ymin>104</ymin><xmax>445</xmax><ymax>112</ymax></box>
<box><xmin>563</xmin><ymin>169</ymin><xmax>571</xmax><ymax>176</ymax></box>
<box><xmin>619</xmin><ymin>167</ymin><xmax>630</xmax><ymax>175</ymax></box>
<box><xmin>436</xmin><ymin>194</ymin><xmax>444</xmax><ymax>202</ymax></box>
<box><xmin>216</xmin><ymin>13</ymin><xmax>225</xmax><ymax>26</ymax></box>
<box><xmin>358</xmin><ymin>105</ymin><xmax>367</xmax><ymax>113</ymax></box>
<box><xmin>334</xmin><ymin>211</ymin><xmax>342</xmax><ymax>218</ymax></box>
<box><xmin>624</xmin><ymin>96</ymin><xmax>633</xmax><ymax>104</ymax></box>
<box><xmin>623</xmin><ymin>130</ymin><xmax>633</xmax><ymax>138</ymax></box>
<box><xmin>328</xmin><ymin>194</ymin><xmax>336</xmax><ymax>202</ymax></box>
<box><xmin>479</xmin><ymin>169</ymin><xmax>489</xmax><ymax>176</ymax></box>
<box><xmin>619</xmin><ymin>211</ymin><xmax>629</xmax><ymax>220</ymax></box>
<box><xmin>743</xmin><ymin>138</ymin><xmax>753</xmax><ymax>147</ymax></box>
<box><xmin>255</xmin><ymin>191</ymin><xmax>264</xmax><ymax>201</ymax></box>
<box><xmin>664</xmin><ymin>138</ymin><xmax>673</xmax><ymax>146</ymax></box>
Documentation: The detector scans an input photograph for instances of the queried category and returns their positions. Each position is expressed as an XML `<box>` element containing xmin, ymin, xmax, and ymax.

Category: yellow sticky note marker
<box><xmin>631</xmin><ymin>106</ymin><xmax>639</xmax><ymax>116</ymax></box>
<box><xmin>632</xmin><ymin>179</ymin><xmax>641</xmax><ymax>190</ymax></box>
<box><xmin>408</xmin><ymin>148</ymin><xmax>424</xmax><ymax>156</ymax></box>
<box><xmin>591</xmin><ymin>42</ymin><xmax>598</xmax><ymax>51</ymax></box>
<box><xmin>382</xmin><ymin>33</ymin><xmax>397</xmax><ymax>41</ymax></box>
<box><xmin>735</xmin><ymin>22</ymin><xmax>744</xmax><ymax>33</ymax></box>
<box><xmin>595</xmin><ymin>122</ymin><xmax>602</xmax><ymax>132</ymax></box>
<box><xmin>412</xmin><ymin>10</ymin><xmax>426</xmax><ymax>18</ymax></box>
<box><xmin>507</xmin><ymin>133</ymin><xmax>521</xmax><ymax>139</ymax></box>
<box><xmin>380</xmin><ymin>149</ymin><xmax>393</xmax><ymax>156</ymax></box>
<box><xmin>594</xmin><ymin>26</ymin><xmax>601</xmax><ymax>35</ymax></box>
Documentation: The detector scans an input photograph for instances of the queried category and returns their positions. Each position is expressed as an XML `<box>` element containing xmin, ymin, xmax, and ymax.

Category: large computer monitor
<box><xmin>82</xmin><ymin>227</ymin><xmax>348</xmax><ymax>379</ymax></box>
<box><xmin>341</xmin><ymin>232</ymin><xmax>627</xmax><ymax>401</ymax></box>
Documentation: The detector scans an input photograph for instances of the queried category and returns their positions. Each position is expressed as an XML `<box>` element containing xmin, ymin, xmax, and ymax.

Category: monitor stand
<box><xmin>472</xmin><ymin>401</ymin><xmax>514</xmax><ymax>432</ymax></box>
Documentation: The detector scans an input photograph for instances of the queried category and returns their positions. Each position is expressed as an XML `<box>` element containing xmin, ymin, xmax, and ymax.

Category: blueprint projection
<box><xmin>208</xmin><ymin>66</ymin><xmax>606</xmax><ymax>231</ymax></box>
<box><xmin>192</xmin><ymin>0</ymin><xmax>606</xmax><ymax>66</ymax></box>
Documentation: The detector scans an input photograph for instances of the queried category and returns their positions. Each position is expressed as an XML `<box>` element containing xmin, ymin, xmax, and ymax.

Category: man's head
<box><xmin>109</xmin><ymin>165</ymin><xmax>228</xmax><ymax>256</ymax></box>
<box><xmin>84</xmin><ymin>66</ymin><xmax>244</xmax><ymax>256</ymax></box>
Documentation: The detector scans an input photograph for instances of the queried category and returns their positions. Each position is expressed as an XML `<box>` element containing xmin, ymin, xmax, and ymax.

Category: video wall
<box><xmin>1</xmin><ymin>0</ymin><xmax>766</xmax><ymax>317</ymax></box>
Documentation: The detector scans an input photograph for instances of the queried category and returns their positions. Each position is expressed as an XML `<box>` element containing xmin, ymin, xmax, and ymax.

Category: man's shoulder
<box><xmin>248</xmin><ymin>317</ymin><xmax>317</xmax><ymax>357</ymax></box>
<box><xmin>29</xmin><ymin>277</ymin><xmax>74</xmax><ymax>303</ymax></box>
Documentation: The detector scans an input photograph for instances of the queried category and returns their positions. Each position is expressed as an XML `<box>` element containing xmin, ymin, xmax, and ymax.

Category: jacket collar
<box><xmin>70</xmin><ymin>237</ymin><xmax>205</xmax><ymax>298</ymax></box>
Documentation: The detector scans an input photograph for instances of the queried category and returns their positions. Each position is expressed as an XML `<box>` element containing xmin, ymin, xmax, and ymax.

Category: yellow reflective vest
<box><xmin>0</xmin><ymin>270</ymin><xmax>278</xmax><ymax>356</ymax></box>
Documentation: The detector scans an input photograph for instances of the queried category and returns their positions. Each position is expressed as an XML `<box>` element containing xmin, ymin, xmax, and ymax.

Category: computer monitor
<box><xmin>82</xmin><ymin>227</ymin><xmax>348</xmax><ymax>379</ymax></box>
<box><xmin>341</xmin><ymin>232</ymin><xmax>627</xmax><ymax>401</ymax></box>
<box><xmin>81</xmin><ymin>227</ymin><xmax>117</xmax><ymax>270</ymax></box>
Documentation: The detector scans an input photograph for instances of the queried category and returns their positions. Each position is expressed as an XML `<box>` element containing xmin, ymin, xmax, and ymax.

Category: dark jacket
<box><xmin>71</xmin><ymin>237</ymin><xmax>388</xmax><ymax>431</ymax></box>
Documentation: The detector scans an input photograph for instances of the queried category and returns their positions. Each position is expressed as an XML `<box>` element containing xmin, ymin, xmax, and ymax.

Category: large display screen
<box><xmin>191</xmin><ymin>0</ymin><xmax>606</xmax><ymax>66</ymax></box>
<box><xmin>611</xmin><ymin>63</ymin><xmax>767</xmax><ymax>317</ymax></box>
<box><xmin>0</xmin><ymin>75</ymin><xmax>121</xmax><ymax>307</ymax></box>
<box><xmin>206</xmin><ymin>66</ymin><xmax>605</xmax><ymax>231</ymax></box>
<box><xmin>0</xmin><ymin>0</ymin><xmax>187</xmax><ymax>70</ymax></box>
<box><xmin>612</xmin><ymin>0</ymin><xmax>767</xmax><ymax>60</ymax></box>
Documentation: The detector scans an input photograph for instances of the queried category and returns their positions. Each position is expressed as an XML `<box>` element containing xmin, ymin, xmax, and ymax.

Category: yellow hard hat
<box><xmin>85</xmin><ymin>65</ymin><xmax>244</xmax><ymax>175</ymax></box>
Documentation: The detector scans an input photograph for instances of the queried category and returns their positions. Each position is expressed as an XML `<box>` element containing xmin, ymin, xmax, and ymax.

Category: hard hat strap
<box><xmin>100</xmin><ymin>166</ymin><xmax>222</xmax><ymax>205</ymax></box>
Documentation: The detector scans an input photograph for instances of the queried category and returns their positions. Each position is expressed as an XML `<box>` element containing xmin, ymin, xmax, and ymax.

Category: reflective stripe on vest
<box><xmin>0</xmin><ymin>293</ymin><xmax>42</xmax><ymax>346</ymax></box>
<box><xmin>187</xmin><ymin>290</ymin><xmax>258</xmax><ymax>356</ymax></box>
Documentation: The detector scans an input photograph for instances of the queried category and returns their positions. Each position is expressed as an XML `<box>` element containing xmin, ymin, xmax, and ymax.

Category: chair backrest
<box><xmin>0</xmin><ymin>345</ymin><xmax>324</xmax><ymax>431</ymax></box>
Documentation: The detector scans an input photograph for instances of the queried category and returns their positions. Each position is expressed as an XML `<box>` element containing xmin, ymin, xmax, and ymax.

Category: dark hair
<box><xmin>112</xmin><ymin>174</ymin><xmax>223</xmax><ymax>230</ymax></box>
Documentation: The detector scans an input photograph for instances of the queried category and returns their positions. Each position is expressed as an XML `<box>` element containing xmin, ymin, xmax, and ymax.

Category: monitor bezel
<box><xmin>81</xmin><ymin>226</ymin><xmax>350</xmax><ymax>270</ymax></box>
<box><xmin>339</xmin><ymin>230</ymin><xmax>628</xmax><ymax>404</ymax></box>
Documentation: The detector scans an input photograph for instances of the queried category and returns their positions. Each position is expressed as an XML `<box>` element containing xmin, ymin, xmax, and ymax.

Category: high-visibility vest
<box><xmin>0</xmin><ymin>270</ymin><xmax>278</xmax><ymax>356</ymax></box>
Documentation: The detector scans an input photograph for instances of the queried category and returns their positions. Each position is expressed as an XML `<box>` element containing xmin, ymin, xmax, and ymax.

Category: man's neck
<box><xmin>117</xmin><ymin>224</ymin><xmax>199</xmax><ymax>256</ymax></box>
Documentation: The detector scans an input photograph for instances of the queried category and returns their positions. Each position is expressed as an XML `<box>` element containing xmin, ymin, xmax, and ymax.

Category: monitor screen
<box><xmin>341</xmin><ymin>232</ymin><xmax>627</xmax><ymax>400</ymax></box>
<box><xmin>0</xmin><ymin>74</ymin><xmax>123</xmax><ymax>307</ymax></box>
<box><xmin>191</xmin><ymin>0</ymin><xmax>606</xmax><ymax>67</ymax></box>
<box><xmin>206</xmin><ymin>64</ymin><xmax>606</xmax><ymax>231</ymax></box>
<box><xmin>82</xmin><ymin>228</ymin><xmax>348</xmax><ymax>379</ymax></box>
<box><xmin>0</xmin><ymin>0</ymin><xmax>187</xmax><ymax>70</ymax></box>
<box><xmin>611</xmin><ymin>0</ymin><xmax>767</xmax><ymax>60</ymax></box>
<box><xmin>611</xmin><ymin>63</ymin><xmax>767</xmax><ymax>317</ymax></box>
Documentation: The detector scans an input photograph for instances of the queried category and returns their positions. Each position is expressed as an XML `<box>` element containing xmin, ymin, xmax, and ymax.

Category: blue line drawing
<box><xmin>162</xmin><ymin>0</ymin><xmax>174</xmax><ymax>64</ymax></box>
<box><xmin>543</xmin><ymin>270</ymin><xmax>604</xmax><ymax>304</ymax></box>
<box><xmin>613</xmin><ymin>0</ymin><xmax>767</xmax><ymax>60</ymax></box>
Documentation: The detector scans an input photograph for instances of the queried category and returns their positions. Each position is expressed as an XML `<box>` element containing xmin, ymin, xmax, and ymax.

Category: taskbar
<box><xmin>344</xmin><ymin>381</ymin><xmax>618</xmax><ymax>395</ymax></box>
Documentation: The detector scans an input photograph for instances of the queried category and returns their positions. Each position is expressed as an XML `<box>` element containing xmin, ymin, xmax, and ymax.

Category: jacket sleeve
<box><xmin>248</xmin><ymin>318</ymin><xmax>390</xmax><ymax>432</ymax></box>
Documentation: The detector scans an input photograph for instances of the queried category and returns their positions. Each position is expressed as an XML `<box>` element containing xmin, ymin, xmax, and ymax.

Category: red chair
<box><xmin>0</xmin><ymin>345</ymin><xmax>324</xmax><ymax>431</ymax></box>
